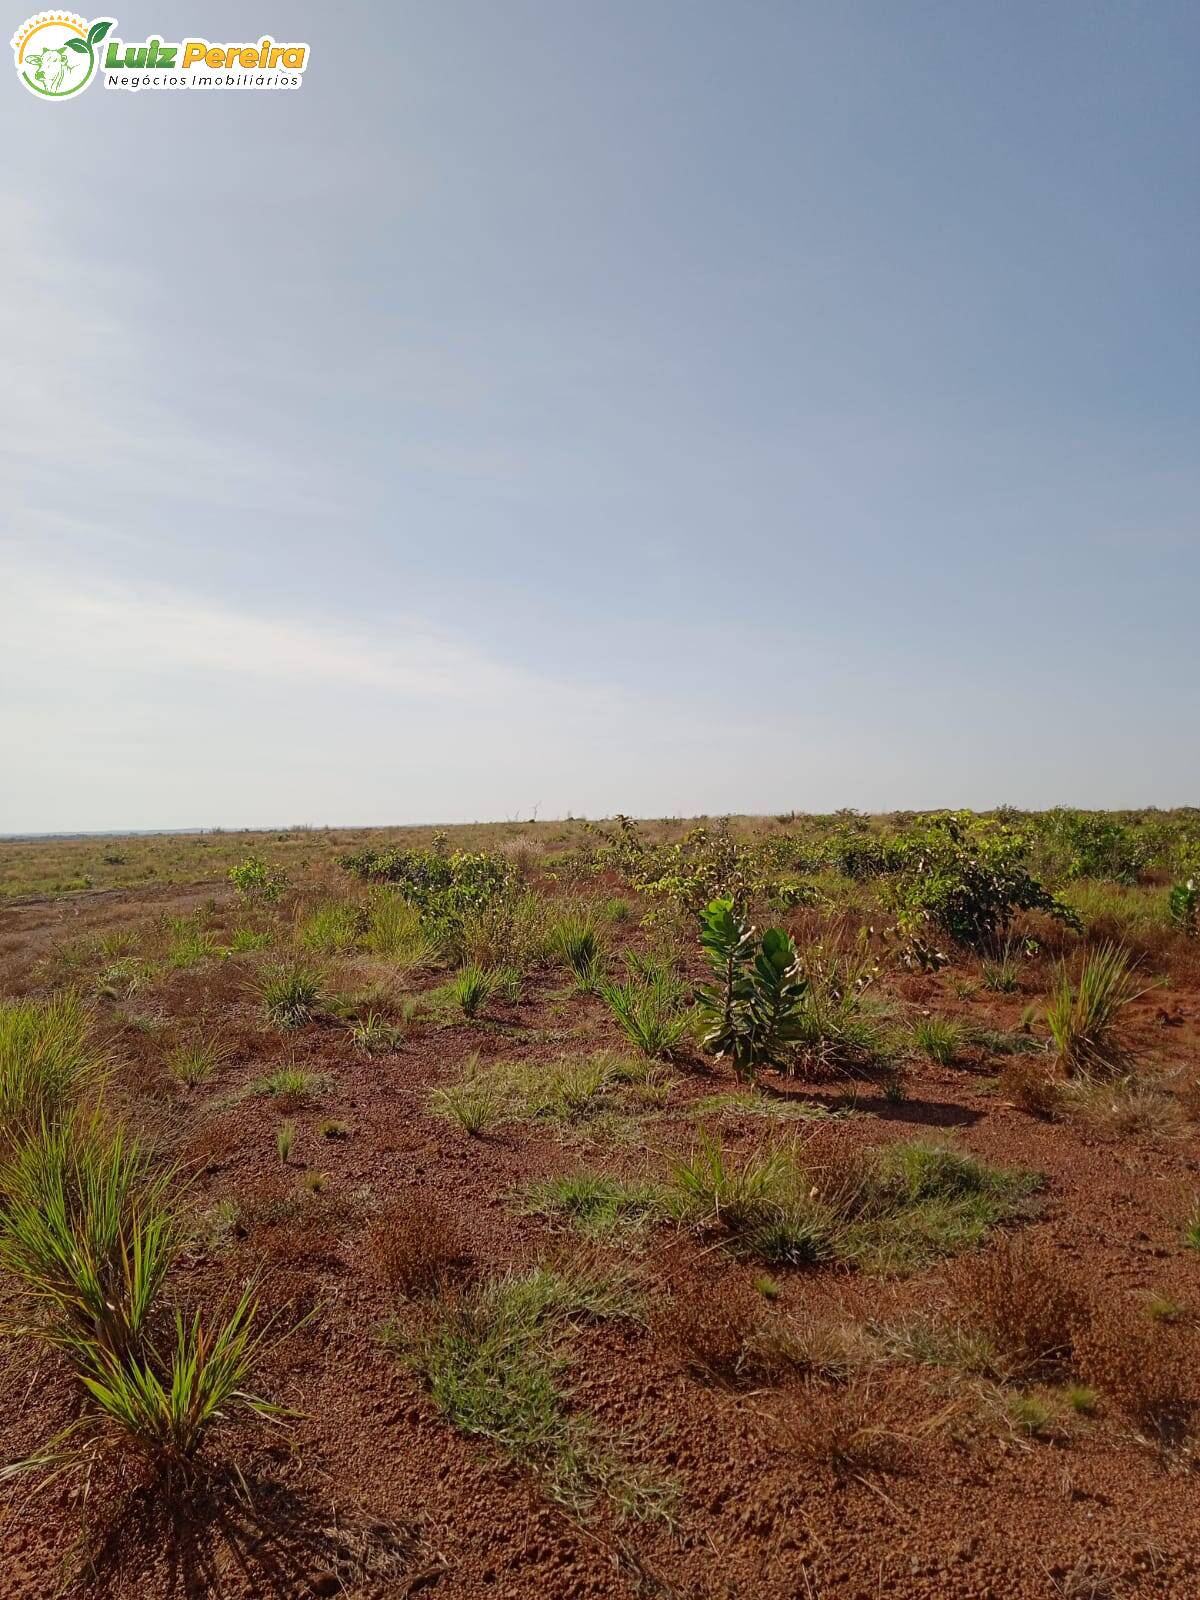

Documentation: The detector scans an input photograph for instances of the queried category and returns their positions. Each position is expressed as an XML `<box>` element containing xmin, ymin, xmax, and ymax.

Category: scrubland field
<box><xmin>0</xmin><ymin>808</ymin><xmax>1198</xmax><ymax>1599</ymax></box>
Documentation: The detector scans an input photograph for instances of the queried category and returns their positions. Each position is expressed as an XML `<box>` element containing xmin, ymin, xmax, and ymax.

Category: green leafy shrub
<box><xmin>227</xmin><ymin>855</ymin><xmax>289</xmax><ymax>905</ymax></box>
<box><xmin>889</xmin><ymin>813</ymin><xmax>1080</xmax><ymax>954</ymax></box>
<box><xmin>695</xmin><ymin>899</ymin><xmax>808</xmax><ymax>1077</ymax></box>
<box><xmin>339</xmin><ymin>845</ymin><xmax>514</xmax><ymax>952</ymax></box>
<box><xmin>1041</xmin><ymin>809</ymin><xmax>1150</xmax><ymax>885</ymax></box>
<box><xmin>1168</xmin><ymin>877</ymin><xmax>1197</xmax><ymax>937</ymax></box>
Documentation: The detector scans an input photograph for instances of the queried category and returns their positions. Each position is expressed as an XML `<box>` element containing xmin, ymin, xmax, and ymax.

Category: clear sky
<box><xmin>2</xmin><ymin>1</ymin><xmax>1197</xmax><ymax>830</ymax></box>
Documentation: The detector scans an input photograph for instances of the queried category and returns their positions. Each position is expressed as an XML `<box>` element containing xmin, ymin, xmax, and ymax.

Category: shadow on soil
<box><xmin>79</xmin><ymin>1469</ymin><xmax>438</xmax><ymax>1599</ymax></box>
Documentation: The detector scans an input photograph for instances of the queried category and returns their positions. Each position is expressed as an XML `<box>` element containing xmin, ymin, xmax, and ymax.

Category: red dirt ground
<box><xmin>1</xmin><ymin>878</ymin><xmax>1199</xmax><ymax>1599</ymax></box>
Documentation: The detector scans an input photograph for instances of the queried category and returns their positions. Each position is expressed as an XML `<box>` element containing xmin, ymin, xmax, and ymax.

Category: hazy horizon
<box><xmin>3</xmin><ymin>1</ymin><xmax>1197</xmax><ymax>831</ymax></box>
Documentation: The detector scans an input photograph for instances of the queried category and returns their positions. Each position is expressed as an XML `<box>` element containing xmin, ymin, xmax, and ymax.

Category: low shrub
<box><xmin>888</xmin><ymin>813</ymin><xmax>1080</xmax><ymax>954</ymax></box>
<box><xmin>1073</xmin><ymin>1298</ymin><xmax>1191</xmax><ymax>1439</ymax></box>
<box><xmin>952</xmin><ymin>1238</ymin><xmax>1088</xmax><ymax>1378</ymax></box>
<box><xmin>998</xmin><ymin>1056</ymin><xmax>1061</xmax><ymax>1116</ymax></box>
<box><xmin>657</xmin><ymin>1275</ymin><xmax>762</xmax><ymax>1383</ymax></box>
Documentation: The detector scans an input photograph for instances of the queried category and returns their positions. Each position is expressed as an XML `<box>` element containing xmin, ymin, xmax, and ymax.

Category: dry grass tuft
<box><xmin>656</xmin><ymin>1275</ymin><xmax>763</xmax><ymax>1383</ymax></box>
<box><xmin>368</xmin><ymin>1196</ymin><xmax>468</xmax><ymax>1298</ymax></box>
<box><xmin>952</xmin><ymin>1238</ymin><xmax>1088</xmax><ymax>1378</ymax></box>
<box><xmin>998</xmin><ymin>1056</ymin><xmax>1061</xmax><ymax>1117</ymax></box>
<box><xmin>782</xmin><ymin>1374</ymin><xmax>914</xmax><ymax>1481</ymax></box>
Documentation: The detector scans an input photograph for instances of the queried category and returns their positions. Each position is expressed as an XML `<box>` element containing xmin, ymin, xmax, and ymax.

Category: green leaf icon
<box><xmin>65</xmin><ymin>36</ymin><xmax>88</xmax><ymax>52</ymax></box>
<box><xmin>87</xmin><ymin>19</ymin><xmax>112</xmax><ymax>46</ymax></box>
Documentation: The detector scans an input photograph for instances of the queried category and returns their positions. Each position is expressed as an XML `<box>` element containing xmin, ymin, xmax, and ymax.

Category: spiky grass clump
<box><xmin>430</xmin><ymin>1060</ymin><xmax>509</xmax><ymax>1137</ymax></box>
<box><xmin>167</xmin><ymin>1039</ymin><xmax>225</xmax><ymax>1088</ymax></box>
<box><xmin>250</xmin><ymin>1067</ymin><xmax>325</xmax><ymax>1110</ymax></box>
<box><xmin>453</xmin><ymin>964</ymin><xmax>499</xmax><ymax>1019</ymax></box>
<box><xmin>363</xmin><ymin>891</ymin><xmax>438</xmax><ymax>971</ymax></box>
<box><xmin>0</xmin><ymin>994</ymin><xmax>101</xmax><ymax>1143</ymax></box>
<box><xmin>595</xmin><ymin>974</ymin><xmax>689</xmax><ymax>1059</ymax></box>
<box><xmin>0</xmin><ymin>1116</ymin><xmax>179</xmax><ymax>1360</ymax></box>
<box><xmin>908</xmin><ymin>1015</ymin><xmax>965</xmax><ymax>1066</ymax></box>
<box><xmin>550</xmin><ymin>912</ymin><xmax>605</xmax><ymax>991</ymax></box>
<box><xmin>348</xmin><ymin>1012</ymin><xmax>406</xmax><ymax>1054</ymax></box>
<box><xmin>165</xmin><ymin>917</ymin><xmax>217</xmax><ymax>971</ymax></box>
<box><xmin>260</xmin><ymin>964</ymin><xmax>321</xmax><ymax>1028</ymax></box>
<box><xmin>789</xmin><ymin>941</ymin><xmax>890</xmax><ymax>1072</ymax></box>
<box><xmin>298</xmin><ymin>899</ymin><xmax>364</xmax><ymax>955</ymax></box>
<box><xmin>1046</xmin><ymin>943</ymin><xmax>1147</xmax><ymax>1077</ymax></box>
<box><xmin>62</xmin><ymin>1289</ymin><xmax>281</xmax><ymax>1479</ymax></box>
<box><xmin>0</xmin><ymin>1109</ymin><xmax>283</xmax><ymax>1489</ymax></box>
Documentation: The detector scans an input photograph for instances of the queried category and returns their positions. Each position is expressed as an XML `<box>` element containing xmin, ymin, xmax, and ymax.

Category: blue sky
<box><xmin>2</xmin><ymin>1</ymin><xmax>1197</xmax><ymax>829</ymax></box>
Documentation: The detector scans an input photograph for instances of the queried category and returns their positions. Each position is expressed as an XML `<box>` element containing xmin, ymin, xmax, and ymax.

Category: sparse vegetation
<box><xmin>387</xmin><ymin>1264</ymin><xmax>666</xmax><ymax>1519</ymax></box>
<box><xmin>4</xmin><ymin>809</ymin><xmax>1198</xmax><ymax>1587</ymax></box>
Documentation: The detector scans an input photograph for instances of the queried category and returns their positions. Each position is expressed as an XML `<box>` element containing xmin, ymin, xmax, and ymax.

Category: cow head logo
<box><xmin>11</xmin><ymin>13</ymin><xmax>113</xmax><ymax>97</ymax></box>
